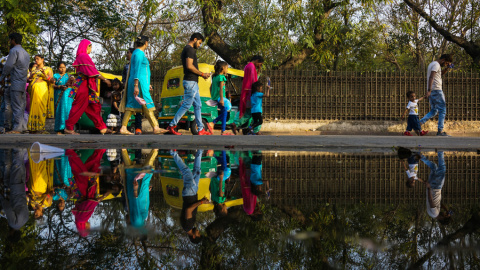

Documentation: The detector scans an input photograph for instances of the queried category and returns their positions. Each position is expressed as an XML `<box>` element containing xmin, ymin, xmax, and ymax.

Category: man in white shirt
<box><xmin>420</xmin><ymin>54</ymin><xmax>453</xmax><ymax>136</ymax></box>
<box><xmin>421</xmin><ymin>151</ymin><xmax>452</xmax><ymax>225</ymax></box>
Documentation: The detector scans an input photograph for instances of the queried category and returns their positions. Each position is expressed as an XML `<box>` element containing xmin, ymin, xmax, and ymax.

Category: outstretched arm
<box><xmin>401</xmin><ymin>109</ymin><xmax>409</xmax><ymax>120</ymax></box>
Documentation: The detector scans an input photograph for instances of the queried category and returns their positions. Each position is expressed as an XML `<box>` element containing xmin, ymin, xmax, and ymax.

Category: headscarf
<box><xmin>239</xmin><ymin>62</ymin><xmax>258</xmax><ymax>117</ymax></box>
<box><xmin>72</xmin><ymin>39</ymin><xmax>101</xmax><ymax>95</ymax></box>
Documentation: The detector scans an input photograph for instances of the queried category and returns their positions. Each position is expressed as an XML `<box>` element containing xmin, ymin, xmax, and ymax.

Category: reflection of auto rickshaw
<box><xmin>76</xmin><ymin>72</ymin><xmax>134</xmax><ymax>132</ymax></box>
<box><xmin>158</xmin><ymin>64</ymin><xmax>244</xmax><ymax>135</ymax></box>
<box><xmin>158</xmin><ymin>152</ymin><xmax>242</xmax><ymax>212</ymax></box>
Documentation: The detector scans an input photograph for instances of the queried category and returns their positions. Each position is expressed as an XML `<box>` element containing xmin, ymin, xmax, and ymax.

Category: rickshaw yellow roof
<box><xmin>99</xmin><ymin>72</ymin><xmax>122</xmax><ymax>80</ymax></box>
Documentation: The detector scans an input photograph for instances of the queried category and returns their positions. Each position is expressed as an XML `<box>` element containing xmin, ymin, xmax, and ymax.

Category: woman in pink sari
<box><xmin>237</xmin><ymin>55</ymin><xmax>264</xmax><ymax>134</ymax></box>
<box><xmin>67</xmin><ymin>149</ymin><xmax>108</xmax><ymax>237</ymax></box>
<box><xmin>64</xmin><ymin>39</ymin><xmax>112</xmax><ymax>135</ymax></box>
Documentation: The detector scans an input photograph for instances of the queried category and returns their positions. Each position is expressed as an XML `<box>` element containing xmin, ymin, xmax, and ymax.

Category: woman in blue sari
<box><xmin>53</xmin><ymin>154</ymin><xmax>74</xmax><ymax>212</ymax></box>
<box><xmin>122</xmin><ymin>149</ymin><xmax>158</xmax><ymax>230</ymax></box>
<box><xmin>53</xmin><ymin>62</ymin><xmax>74</xmax><ymax>134</ymax></box>
<box><xmin>119</xmin><ymin>36</ymin><xmax>165</xmax><ymax>135</ymax></box>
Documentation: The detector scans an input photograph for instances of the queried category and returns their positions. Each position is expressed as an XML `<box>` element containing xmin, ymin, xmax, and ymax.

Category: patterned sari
<box><xmin>28</xmin><ymin>67</ymin><xmax>54</xmax><ymax>131</ymax></box>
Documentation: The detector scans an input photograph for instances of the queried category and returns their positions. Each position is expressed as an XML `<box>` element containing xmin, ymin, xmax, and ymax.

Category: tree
<box><xmin>403</xmin><ymin>0</ymin><xmax>480</xmax><ymax>67</ymax></box>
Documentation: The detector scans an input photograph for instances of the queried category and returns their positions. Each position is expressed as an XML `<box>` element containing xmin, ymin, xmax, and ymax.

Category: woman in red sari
<box><xmin>64</xmin><ymin>39</ymin><xmax>112</xmax><ymax>135</ymax></box>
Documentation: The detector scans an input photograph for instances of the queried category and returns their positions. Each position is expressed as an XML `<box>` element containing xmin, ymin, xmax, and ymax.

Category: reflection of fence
<box><xmin>263</xmin><ymin>152</ymin><xmax>480</xmax><ymax>205</ymax></box>
<box><xmin>151</xmin><ymin>69</ymin><xmax>480</xmax><ymax>121</ymax></box>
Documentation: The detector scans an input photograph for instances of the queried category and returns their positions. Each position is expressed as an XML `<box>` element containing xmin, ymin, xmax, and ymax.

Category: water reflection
<box><xmin>0</xmin><ymin>147</ymin><xmax>478</xmax><ymax>269</ymax></box>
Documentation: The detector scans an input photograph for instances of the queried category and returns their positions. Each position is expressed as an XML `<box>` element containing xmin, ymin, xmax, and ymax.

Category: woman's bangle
<box><xmin>201</xmin><ymin>72</ymin><xmax>204</xmax><ymax>77</ymax></box>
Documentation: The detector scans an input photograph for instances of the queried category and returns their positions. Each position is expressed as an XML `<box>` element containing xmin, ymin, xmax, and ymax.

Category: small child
<box><xmin>397</xmin><ymin>146</ymin><xmax>423</xmax><ymax>188</ymax></box>
<box><xmin>249</xmin><ymin>81</ymin><xmax>270</xmax><ymax>135</ymax></box>
<box><xmin>211</xmin><ymin>61</ymin><xmax>233</xmax><ymax>135</ymax></box>
<box><xmin>106</xmin><ymin>91</ymin><xmax>121</xmax><ymax>133</ymax></box>
<box><xmin>401</xmin><ymin>91</ymin><xmax>428</xmax><ymax>136</ymax></box>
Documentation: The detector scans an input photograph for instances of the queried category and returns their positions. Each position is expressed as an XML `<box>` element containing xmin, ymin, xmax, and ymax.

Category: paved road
<box><xmin>0</xmin><ymin>134</ymin><xmax>479</xmax><ymax>152</ymax></box>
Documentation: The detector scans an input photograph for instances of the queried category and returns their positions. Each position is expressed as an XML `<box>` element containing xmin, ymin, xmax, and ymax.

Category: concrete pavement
<box><xmin>0</xmin><ymin>134</ymin><xmax>479</xmax><ymax>152</ymax></box>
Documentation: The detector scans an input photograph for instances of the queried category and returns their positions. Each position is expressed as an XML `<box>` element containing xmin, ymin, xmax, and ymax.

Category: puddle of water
<box><xmin>0</xmin><ymin>147</ymin><xmax>479</xmax><ymax>269</ymax></box>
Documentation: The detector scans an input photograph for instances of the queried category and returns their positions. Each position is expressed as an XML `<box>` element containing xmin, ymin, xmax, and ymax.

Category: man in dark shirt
<box><xmin>171</xmin><ymin>149</ymin><xmax>208</xmax><ymax>243</ymax></box>
<box><xmin>122</xmin><ymin>47</ymin><xmax>143</xmax><ymax>135</ymax></box>
<box><xmin>167</xmin><ymin>33</ymin><xmax>211</xmax><ymax>135</ymax></box>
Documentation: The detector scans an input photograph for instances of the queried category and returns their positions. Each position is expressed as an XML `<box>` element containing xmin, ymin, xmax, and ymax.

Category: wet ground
<box><xmin>0</xmin><ymin>146</ymin><xmax>479</xmax><ymax>269</ymax></box>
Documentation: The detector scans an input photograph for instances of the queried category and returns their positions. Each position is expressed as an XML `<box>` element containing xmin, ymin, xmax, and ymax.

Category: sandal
<box><xmin>153</xmin><ymin>128</ymin><xmax>168</xmax><ymax>135</ymax></box>
<box><xmin>5</xmin><ymin>130</ymin><xmax>22</xmax><ymax>134</ymax></box>
<box><xmin>100</xmin><ymin>128</ymin><xmax>113</xmax><ymax>135</ymax></box>
<box><xmin>64</xmin><ymin>129</ymin><xmax>80</xmax><ymax>135</ymax></box>
<box><xmin>221</xmin><ymin>132</ymin><xmax>235</xmax><ymax>136</ymax></box>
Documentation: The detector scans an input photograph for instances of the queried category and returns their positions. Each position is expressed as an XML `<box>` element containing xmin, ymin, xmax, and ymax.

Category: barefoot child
<box><xmin>249</xmin><ymin>81</ymin><xmax>270</xmax><ymax>135</ymax></box>
<box><xmin>211</xmin><ymin>61</ymin><xmax>233</xmax><ymax>135</ymax></box>
<box><xmin>401</xmin><ymin>91</ymin><xmax>428</xmax><ymax>136</ymax></box>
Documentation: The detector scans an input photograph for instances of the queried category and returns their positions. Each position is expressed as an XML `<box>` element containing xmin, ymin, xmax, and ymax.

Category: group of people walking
<box><xmin>1</xmin><ymin>31</ymin><xmax>452</xmax><ymax>136</ymax></box>
<box><xmin>0</xmin><ymin>32</ymin><xmax>269</xmax><ymax>136</ymax></box>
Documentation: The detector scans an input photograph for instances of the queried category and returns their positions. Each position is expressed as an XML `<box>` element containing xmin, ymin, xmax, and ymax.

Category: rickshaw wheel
<box><xmin>191</xmin><ymin>118</ymin><xmax>209</xmax><ymax>135</ymax></box>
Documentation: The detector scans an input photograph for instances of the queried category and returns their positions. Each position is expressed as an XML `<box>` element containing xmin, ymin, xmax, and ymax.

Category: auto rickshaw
<box><xmin>76</xmin><ymin>72</ymin><xmax>134</xmax><ymax>132</ymax></box>
<box><xmin>158</xmin><ymin>63</ymin><xmax>244</xmax><ymax>135</ymax></box>
<box><xmin>158</xmin><ymin>151</ymin><xmax>243</xmax><ymax>212</ymax></box>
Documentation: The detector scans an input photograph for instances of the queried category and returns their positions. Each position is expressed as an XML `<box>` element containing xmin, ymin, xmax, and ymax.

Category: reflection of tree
<box><xmin>0</xmin><ymin>195</ymin><xmax>478</xmax><ymax>268</ymax></box>
<box><xmin>408</xmin><ymin>211</ymin><xmax>480</xmax><ymax>270</ymax></box>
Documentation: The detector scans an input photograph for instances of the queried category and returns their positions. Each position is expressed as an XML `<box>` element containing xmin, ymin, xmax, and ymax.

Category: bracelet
<box><xmin>201</xmin><ymin>72</ymin><xmax>204</xmax><ymax>77</ymax></box>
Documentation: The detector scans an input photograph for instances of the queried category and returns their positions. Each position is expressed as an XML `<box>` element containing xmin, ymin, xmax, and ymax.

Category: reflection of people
<box><xmin>28</xmin><ymin>151</ymin><xmax>54</xmax><ymax>219</ymax></box>
<box><xmin>67</xmin><ymin>149</ymin><xmax>116</xmax><ymax>237</ymax></box>
<box><xmin>122</xmin><ymin>149</ymin><xmax>158</xmax><ymax>228</ymax></box>
<box><xmin>172</xmin><ymin>149</ymin><xmax>208</xmax><ymax>243</ymax></box>
<box><xmin>250</xmin><ymin>151</ymin><xmax>267</xmax><ymax>197</ymax></box>
<box><xmin>420</xmin><ymin>151</ymin><xmax>451</xmax><ymax>225</ymax></box>
<box><xmin>0</xmin><ymin>149</ymin><xmax>29</xmax><ymax>235</ymax></box>
<box><xmin>398</xmin><ymin>147</ymin><xmax>422</xmax><ymax>188</ymax></box>
<box><xmin>239</xmin><ymin>152</ymin><xmax>263</xmax><ymax>221</ymax></box>
<box><xmin>53</xmin><ymin>154</ymin><xmax>74</xmax><ymax>212</ymax></box>
<box><xmin>210</xmin><ymin>151</ymin><xmax>231</xmax><ymax>217</ymax></box>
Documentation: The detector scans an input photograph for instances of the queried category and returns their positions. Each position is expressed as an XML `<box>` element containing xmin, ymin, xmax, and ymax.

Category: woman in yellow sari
<box><xmin>27</xmin><ymin>55</ymin><xmax>55</xmax><ymax>134</ymax></box>
<box><xmin>28</xmin><ymin>151</ymin><xmax>54</xmax><ymax>219</ymax></box>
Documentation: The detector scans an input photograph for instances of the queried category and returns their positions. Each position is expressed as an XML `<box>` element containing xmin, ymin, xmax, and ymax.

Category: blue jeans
<box><xmin>213</xmin><ymin>104</ymin><xmax>228</xmax><ymax>132</ymax></box>
<box><xmin>170</xmin><ymin>80</ymin><xmax>203</xmax><ymax>131</ymax></box>
<box><xmin>420</xmin><ymin>90</ymin><xmax>446</xmax><ymax>131</ymax></box>
<box><xmin>421</xmin><ymin>151</ymin><xmax>446</xmax><ymax>189</ymax></box>
<box><xmin>172</xmin><ymin>150</ymin><xmax>203</xmax><ymax>197</ymax></box>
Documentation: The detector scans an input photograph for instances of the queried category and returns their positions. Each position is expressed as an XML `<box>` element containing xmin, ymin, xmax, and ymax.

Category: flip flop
<box><xmin>64</xmin><ymin>129</ymin><xmax>80</xmax><ymax>135</ymax></box>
